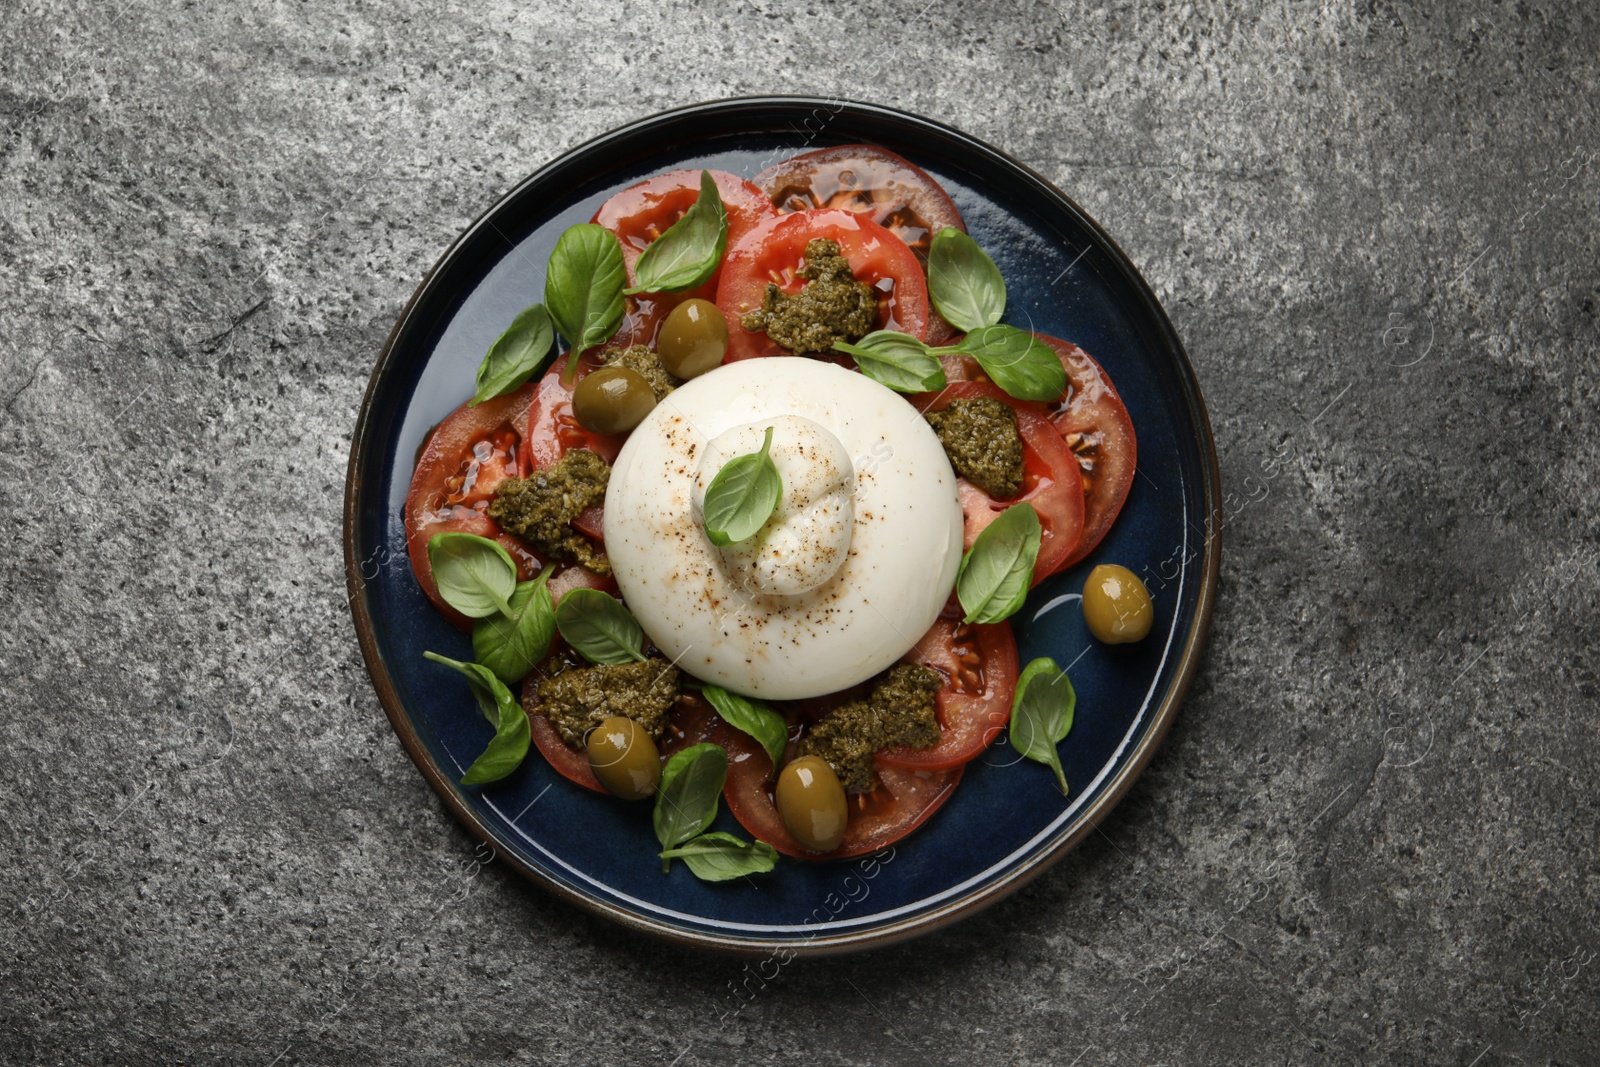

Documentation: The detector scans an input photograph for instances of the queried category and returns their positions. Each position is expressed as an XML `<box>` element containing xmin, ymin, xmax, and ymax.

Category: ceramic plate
<box><xmin>345</xmin><ymin>98</ymin><xmax>1220</xmax><ymax>955</ymax></box>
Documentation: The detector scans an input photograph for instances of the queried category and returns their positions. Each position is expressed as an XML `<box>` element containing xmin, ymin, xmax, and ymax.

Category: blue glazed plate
<box><xmin>344</xmin><ymin>99</ymin><xmax>1220</xmax><ymax>955</ymax></box>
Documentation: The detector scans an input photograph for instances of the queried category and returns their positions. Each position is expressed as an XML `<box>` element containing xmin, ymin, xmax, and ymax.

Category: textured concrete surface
<box><xmin>2</xmin><ymin>1</ymin><xmax>1597</xmax><ymax>1064</ymax></box>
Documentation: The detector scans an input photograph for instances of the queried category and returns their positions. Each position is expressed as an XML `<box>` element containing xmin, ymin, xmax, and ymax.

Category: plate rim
<box><xmin>343</xmin><ymin>95</ymin><xmax>1222</xmax><ymax>956</ymax></box>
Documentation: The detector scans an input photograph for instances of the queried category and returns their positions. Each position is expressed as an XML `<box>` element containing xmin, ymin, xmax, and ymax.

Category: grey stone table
<box><xmin>3</xmin><ymin>1</ymin><xmax>1596</xmax><ymax>1063</ymax></box>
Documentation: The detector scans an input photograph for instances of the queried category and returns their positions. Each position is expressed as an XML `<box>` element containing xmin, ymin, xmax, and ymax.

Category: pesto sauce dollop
<box><xmin>925</xmin><ymin>395</ymin><xmax>1025</xmax><ymax>499</ymax></box>
<box><xmin>488</xmin><ymin>448</ymin><xmax>612</xmax><ymax>574</ymax></box>
<box><xmin>535</xmin><ymin>659</ymin><xmax>682</xmax><ymax>746</ymax></box>
<box><xmin>603</xmin><ymin>343</ymin><xmax>680</xmax><ymax>400</ymax></box>
<box><xmin>740</xmin><ymin>238</ymin><xmax>878</xmax><ymax>355</ymax></box>
<box><xmin>796</xmin><ymin>664</ymin><xmax>943</xmax><ymax>792</ymax></box>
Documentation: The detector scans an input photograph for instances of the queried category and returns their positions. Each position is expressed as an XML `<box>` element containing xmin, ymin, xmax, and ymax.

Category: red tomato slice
<box><xmin>519</xmin><ymin>355</ymin><xmax>626</xmax><ymax>473</ymax></box>
<box><xmin>875</xmin><ymin>618</ymin><xmax>1019</xmax><ymax>770</ymax></box>
<box><xmin>1035</xmin><ymin>335</ymin><xmax>1138</xmax><ymax>568</ymax></box>
<box><xmin>546</xmin><ymin>564</ymin><xmax>616</xmax><ymax>604</ymax></box>
<box><xmin>937</xmin><ymin>352</ymin><xmax>983</xmax><ymax>383</ymax></box>
<box><xmin>405</xmin><ymin>356</ymin><xmax>626</xmax><ymax>631</ymax></box>
<box><xmin>570</xmin><ymin>505</ymin><xmax>604</xmax><ymax>540</ymax></box>
<box><xmin>594</xmin><ymin>168</ymin><xmax>776</xmax><ymax>290</ymax></box>
<box><xmin>526</xmin><ymin>708</ymin><xmax>600</xmax><ymax>793</ymax></box>
<box><xmin>513</xmin><ymin>358</ymin><xmax>623</xmax><ymax>596</ymax></box>
<box><xmin>721</xmin><ymin>720</ymin><xmax>964</xmax><ymax>860</ymax></box>
<box><xmin>917</xmin><ymin>381</ymin><xmax>1084</xmax><ymax>585</ymax></box>
<box><xmin>593</xmin><ymin>168</ymin><xmax>777</xmax><ymax>351</ymax></box>
<box><xmin>754</xmin><ymin>145</ymin><xmax>964</xmax><ymax>262</ymax></box>
<box><xmin>522</xmin><ymin>660</ymin><xmax>721</xmax><ymax>796</ymax></box>
<box><xmin>716</xmin><ymin>208</ymin><xmax>931</xmax><ymax>361</ymax></box>
<box><xmin>755</xmin><ymin>145</ymin><xmax>965</xmax><ymax>345</ymax></box>
<box><xmin>604</xmin><ymin>292</ymin><xmax>680</xmax><ymax>353</ymax></box>
<box><xmin>403</xmin><ymin>385</ymin><xmax>547</xmax><ymax>630</ymax></box>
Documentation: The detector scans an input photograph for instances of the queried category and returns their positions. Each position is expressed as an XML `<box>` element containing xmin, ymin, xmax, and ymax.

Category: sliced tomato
<box><xmin>511</xmin><ymin>357</ymin><xmax>622</xmax><ymax>596</ymax></box>
<box><xmin>547</xmin><ymin>564</ymin><xmax>616</xmax><ymax>604</ymax></box>
<box><xmin>917</xmin><ymin>381</ymin><xmax>1084</xmax><ymax>585</ymax></box>
<box><xmin>519</xmin><ymin>355</ymin><xmax>627</xmax><ymax>473</ymax></box>
<box><xmin>716</xmin><ymin>208</ymin><xmax>931</xmax><ymax>361</ymax></box>
<box><xmin>937</xmin><ymin>351</ymin><xmax>983</xmax><ymax>383</ymax></box>
<box><xmin>665</xmin><ymin>691</ymin><xmax>723</xmax><ymax>753</ymax></box>
<box><xmin>526</xmin><ymin>707</ymin><xmax>601</xmax><ymax>793</ymax></box>
<box><xmin>603</xmin><ymin>292</ymin><xmax>679</xmax><ymax>353</ymax></box>
<box><xmin>876</xmin><ymin>618</ymin><xmax>1018</xmax><ymax>770</ymax></box>
<box><xmin>754</xmin><ymin>145</ymin><xmax>964</xmax><ymax>264</ymax></box>
<box><xmin>721</xmin><ymin>721</ymin><xmax>963</xmax><ymax>860</ymax></box>
<box><xmin>1035</xmin><ymin>335</ymin><xmax>1137</xmax><ymax>568</ymax></box>
<box><xmin>755</xmin><ymin>145</ymin><xmax>965</xmax><ymax>344</ymax></box>
<box><xmin>403</xmin><ymin>384</ymin><xmax>546</xmax><ymax>630</ymax></box>
<box><xmin>404</xmin><ymin>356</ymin><xmax>625</xmax><ymax>631</ymax></box>
<box><xmin>570</xmin><ymin>504</ymin><xmax>604</xmax><ymax>540</ymax></box>
<box><xmin>594</xmin><ymin>168</ymin><xmax>776</xmax><ymax>290</ymax></box>
<box><xmin>593</xmin><ymin>169</ymin><xmax>778</xmax><ymax>351</ymax></box>
<box><xmin>522</xmin><ymin>658</ymin><xmax>720</xmax><ymax>796</ymax></box>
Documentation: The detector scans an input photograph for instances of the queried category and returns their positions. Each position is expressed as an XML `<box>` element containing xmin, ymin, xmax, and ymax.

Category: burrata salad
<box><xmin>404</xmin><ymin>147</ymin><xmax>1149</xmax><ymax>882</ymax></box>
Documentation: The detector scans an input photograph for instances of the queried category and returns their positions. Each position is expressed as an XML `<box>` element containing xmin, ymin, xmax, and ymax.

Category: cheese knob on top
<box><xmin>693</xmin><ymin>415</ymin><xmax>855</xmax><ymax>597</ymax></box>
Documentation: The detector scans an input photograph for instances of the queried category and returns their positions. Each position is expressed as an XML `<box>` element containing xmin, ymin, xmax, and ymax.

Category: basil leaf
<box><xmin>545</xmin><ymin>223</ymin><xmax>625</xmax><ymax>375</ymax></box>
<box><xmin>956</xmin><ymin>502</ymin><xmax>1041</xmax><ymax>624</ymax></box>
<box><xmin>423</xmin><ymin>652</ymin><xmax>531</xmax><ymax>785</ymax></box>
<box><xmin>658</xmin><ymin>831</ymin><xmax>778</xmax><ymax>882</ymax></box>
<box><xmin>700</xmin><ymin>684</ymin><xmax>787</xmax><ymax>770</ymax></box>
<box><xmin>427</xmin><ymin>532</ymin><xmax>518</xmax><ymax>619</ymax></box>
<box><xmin>832</xmin><ymin>330</ymin><xmax>946</xmax><ymax>393</ymax></box>
<box><xmin>1009</xmin><ymin>657</ymin><xmax>1076</xmax><ymax>795</ymax></box>
<box><xmin>928</xmin><ymin>227</ymin><xmax>1006</xmax><ymax>331</ymax></box>
<box><xmin>702</xmin><ymin>425</ymin><xmax>782</xmax><ymax>546</ymax></box>
<box><xmin>471</xmin><ymin>303</ymin><xmax>555</xmax><ymax>405</ymax></box>
<box><xmin>950</xmin><ymin>325</ymin><xmax>1066</xmax><ymax>402</ymax></box>
<box><xmin>554</xmin><ymin>588</ymin><xmax>647</xmax><ymax>665</ymax></box>
<box><xmin>654</xmin><ymin>743</ymin><xmax>729</xmax><ymax>868</ymax></box>
<box><xmin>625</xmin><ymin>170</ymin><xmax>728</xmax><ymax>295</ymax></box>
<box><xmin>471</xmin><ymin>569</ymin><xmax>555</xmax><ymax>684</ymax></box>
<box><xmin>422</xmin><ymin>651</ymin><xmax>499</xmax><ymax>725</ymax></box>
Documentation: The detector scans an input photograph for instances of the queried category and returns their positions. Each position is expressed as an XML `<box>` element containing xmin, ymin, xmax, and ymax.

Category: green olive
<box><xmin>584</xmin><ymin>716</ymin><xmax>661</xmax><ymax>800</ymax></box>
<box><xmin>572</xmin><ymin>366</ymin><xmax>657</xmax><ymax>435</ymax></box>
<box><xmin>657</xmin><ymin>298</ymin><xmax>728</xmax><ymax>379</ymax></box>
<box><xmin>1082</xmin><ymin>564</ymin><xmax>1154</xmax><ymax>644</ymax></box>
<box><xmin>774</xmin><ymin>755</ymin><xmax>848</xmax><ymax>852</ymax></box>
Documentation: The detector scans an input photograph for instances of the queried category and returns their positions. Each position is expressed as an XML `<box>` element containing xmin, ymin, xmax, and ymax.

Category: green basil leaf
<box><xmin>427</xmin><ymin>532</ymin><xmax>518</xmax><ymax>619</ymax></box>
<box><xmin>471</xmin><ymin>569</ymin><xmax>555</xmax><ymax>684</ymax></box>
<box><xmin>700</xmin><ymin>684</ymin><xmax>787</xmax><ymax>770</ymax></box>
<box><xmin>554</xmin><ymin>588</ymin><xmax>647</xmax><ymax>665</ymax></box>
<box><xmin>658</xmin><ymin>831</ymin><xmax>778</xmax><ymax>882</ymax></box>
<box><xmin>832</xmin><ymin>330</ymin><xmax>946</xmax><ymax>393</ymax></box>
<box><xmin>928</xmin><ymin>227</ymin><xmax>1006</xmax><ymax>331</ymax></box>
<box><xmin>422</xmin><ymin>650</ymin><xmax>499</xmax><ymax>725</ymax></box>
<box><xmin>956</xmin><ymin>502</ymin><xmax>1041</xmax><ymax>624</ymax></box>
<box><xmin>625</xmin><ymin>170</ymin><xmax>728</xmax><ymax>295</ymax></box>
<box><xmin>545</xmin><ymin>223</ymin><xmax>625</xmax><ymax>375</ymax></box>
<box><xmin>702</xmin><ymin>425</ymin><xmax>782</xmax><ymax>546</ymax></box>
<box><xmin>949</xmin><ymin>325</ymin><xmax>1066</xmax><ymax>402</ymax></box>
<box><xmin>1009</xmin><ymin>657</ymin><xmax>1076</xmax><ymax>795</ymax></box>
<box><xmin>654</xmin><ymin>743</ymin><xmax>729</xmax><ymax>867</ymax></box>
<box><xmin>423</xmin><ymin>652</ymin><xmax>531</xmax><ymax>785</ymax></box>
<box><xmin>471</xmin><ymin>303</ymin><xmax>555</xmax><ymax>405</ymax></box>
